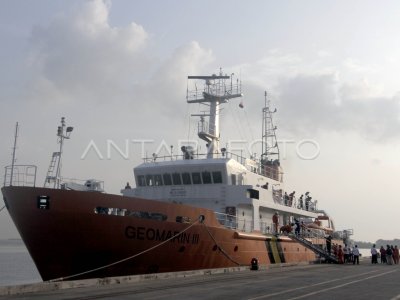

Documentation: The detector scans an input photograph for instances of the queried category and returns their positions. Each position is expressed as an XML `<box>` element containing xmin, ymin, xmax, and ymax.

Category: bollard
<box><xmin>251</xmin><ymin>258</ymin><xmax>259</xmax><ymax>270</ymax></box>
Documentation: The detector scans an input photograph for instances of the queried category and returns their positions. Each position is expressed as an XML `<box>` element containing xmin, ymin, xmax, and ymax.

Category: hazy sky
<box><xmin>1</xmin><ymin>0</ymin><xmax>400</xmax><ymax>242</ymax></box>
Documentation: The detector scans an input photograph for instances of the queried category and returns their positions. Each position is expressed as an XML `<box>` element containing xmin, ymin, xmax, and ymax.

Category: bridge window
<box><xmin>146</xmin><ymin>175</ymin><xmax>154</xmax><ymax>186</ymax></box>
<box><xmin>163</xmin><ymin>173</ymin><xmax>172</xmax><ymax>185</ymax></box>
<box><xmin>182</xmin><ymin>172</ymin><xmax>192</xmax><ymax>185</ymax></box>
<box><xmin>202</xmin><ymin>171</ymin><xmax>212</xmax><ymax>184</ymax></box>
<box><xmin>231</xmin><ymin>174</ymin><xmax>237</xmax><ymax>185</ymax></box>
<box><xmin>247</xmin><ymin>189</ymin><xmax>259</xmax><ymax>199</ymax></box>
<box><xmin>172</xmin><ymin>173</ymin><xmax>182</xmax><ymax>185</ymax></box>
<box><xmin>139</xmin><ymin>171</ymin><xmax>224</xmax><ymax>186</ymax></box>
<box><xmin>212</xmin><ymin>171</ymin><xmax>223</xmax><ymax>183</ymax></box>
<box><xmin>137</xmin><ymin>175</ymin><xmax>146</xmax><ymax>186</ymax></box>
<box><xmin>154</xmin><ymin>174</ymin><xmax>163</xmax><ymax>186</ymax></box>
<box><xmin>192</xmin><ymin>172</ymin><xmax>202</xmax><ymax>184</ymax></box>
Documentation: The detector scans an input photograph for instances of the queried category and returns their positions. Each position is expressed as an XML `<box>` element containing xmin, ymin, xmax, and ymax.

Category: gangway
<box><xmin>289</xmin><ymin>234</ymin><xmax>338</xmax><ymax>263</ymax></box>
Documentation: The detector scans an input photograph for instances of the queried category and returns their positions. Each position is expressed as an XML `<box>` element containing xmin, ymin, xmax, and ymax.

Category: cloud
<box><xmin>151</xmin><ymin>41</ymin><xmax>214</xmax><ymax>112</ymax></box>
<box><xmin>233</xmin><ymin>50</ymin><xmax>400</xmax><ymax>143</ymax></box>
<box><xmin>274</xmin><ymin>73</ymin><xmax>400</xmax><ymax>142</ymax></box>
<box><xmin>0</xmin><ymin>0</ymin><xmax>217</xmax><ymax>193</ymax></box>
<box><xmin>342</xmin><ymin>58</ymin><xmax>374</xmax><ymax>74</ymax></box>
<box><xmin>23</xmin><ymin>0</ymin><xmax>215</xmax><ymax>120</ymax></box>
<box><xmin>27</xmin><ymin>0</ymin><xmax>149</xmax><ymax>103</ymax></box>
<box><xmin>276</xmin><ymin>73</ymin><xmax>339</xmax><ymax>133</ymax></box>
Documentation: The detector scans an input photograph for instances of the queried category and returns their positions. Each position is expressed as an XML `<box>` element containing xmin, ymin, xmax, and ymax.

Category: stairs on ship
<box><xmin>289</xmin><ymin>234</ymin><xmax>339</xmax><ymax>264</ymax></box>
<box><xmin>44</xmin><ymin>151</ymin><xmax>61</xmax><ymax>188</ymax></box>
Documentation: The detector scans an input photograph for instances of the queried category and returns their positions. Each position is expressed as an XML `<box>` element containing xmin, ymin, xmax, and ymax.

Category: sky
<box><xmin>1</xmin><ymin>0</ymin><xmax>400</xmax><ymax>242</ymax></box>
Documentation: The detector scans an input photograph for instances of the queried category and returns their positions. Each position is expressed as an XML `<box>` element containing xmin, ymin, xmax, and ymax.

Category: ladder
<box><xmin>289</xmin><ymin>234</ymin><xmax>338</xmax><ymax>263</ymax></box>
<box><xmin>44</xmin><ymin>152</ymin><xmax>60</xmax><ymax>188</ymax></box>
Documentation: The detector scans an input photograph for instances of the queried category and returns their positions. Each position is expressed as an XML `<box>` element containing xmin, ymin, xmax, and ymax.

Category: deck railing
<box><xmin>3</xmin><ymin>165</ymin><xmax>37</xmax><ymax>187</ymax></box>
<box><xmin>215</xmin><ymin>211</ymin><xmax>344</xmax><ymax>240</ymax></box>
<box><xmin>215</xmin><ymin>212</ymin><xmax>254</xmax><ymax>232</ymax></box>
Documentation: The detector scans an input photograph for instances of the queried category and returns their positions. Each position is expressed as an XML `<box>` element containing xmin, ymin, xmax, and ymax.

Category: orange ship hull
<box><xmin>2</xmin><ymin>186</ymin><xmax>321</xmax><ymax>281</ymax></box>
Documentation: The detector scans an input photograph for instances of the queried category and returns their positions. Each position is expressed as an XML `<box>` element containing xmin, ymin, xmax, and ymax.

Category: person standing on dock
<box><xmin>380</xmin><ymin>246</ymin><xmax>387</xmax><ymax>263</ymax></box>
<box><xmin>343</xmin><ymin>244</ymin><xmax>349</xmax><ymax>263</ymax></box>
<box><xmin>338</xmin><ymin>245</ymin><xmax>344</xmax><ymax>264</ymax></box>
<box><xmin>393</xmin><ymin>245</ymin><xmax>399</xmax><ymax>264</ymax></box>
<box><xmin>371</xmin><ymin>244</ymin><xmax>378</xmax><ymax>264</ymax></box>
<box><xmin>386</xmin><ymin>245</ymin><xmax>393</xmax><ymax>265</ymax></box>
<box><xmin>352</xmin><ymin>245</ymin><xmax>360</xmax><ymax>265</ymax></box>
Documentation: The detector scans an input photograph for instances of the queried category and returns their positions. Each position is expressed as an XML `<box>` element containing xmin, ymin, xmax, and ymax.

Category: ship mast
<box><xmin>187</xmin><ymin>69</ymin><xmax>242</xmax><ymax>159</ymax></box>
<box><xmin>44</xmin><ymin>117</ymin><xmax>73</xmax><ymax>188</ymax></box>
<box><xmin>261</xmin><ymin>91</ymin><xmax>280</xmax><ymax>165</ymax></box>
<box><xmin>9</xmin><ymin>122</ymin><xmax>19</xmax><ymax>186</ymax></box>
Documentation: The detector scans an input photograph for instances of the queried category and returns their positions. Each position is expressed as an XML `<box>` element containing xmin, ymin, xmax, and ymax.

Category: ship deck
<box><xmin>1</xmin><ymin>259</ymin><xmax>399</xmax><ymax>299</ymax></box>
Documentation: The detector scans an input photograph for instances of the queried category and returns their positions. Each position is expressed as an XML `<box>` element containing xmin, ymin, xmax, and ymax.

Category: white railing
<box><xmin>259</xmin><ymin>221</ymin><xmax>275</xmax><ymax>234</ymax></box>
<box><xmin>3</xmin><ymin>165</ymin><xmax>37</xmax><ymax>187</ymax></box>
<box><xmin>186</xmin><ymin>82</ymin><xmax>242</xmax><ymax>102</ymax></box>
<box><xmin>142</xmin><ymin>151</ymin><xmax>245</xmax><ymax>163</ymax></box>
<box><xmin>215</xmin><ymin>212</ymin><xmax>254</xmax><ymax>232</ymax></box>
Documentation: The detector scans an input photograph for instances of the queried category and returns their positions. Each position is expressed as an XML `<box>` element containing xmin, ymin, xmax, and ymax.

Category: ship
<box><xmin>1</xmin><ymin>70</ymin><xmax>351</xmax><ymax>282</ymax></box>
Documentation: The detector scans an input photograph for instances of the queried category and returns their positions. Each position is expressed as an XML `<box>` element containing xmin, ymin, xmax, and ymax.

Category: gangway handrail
<box><xmin>289</xmin><ymin>233</ymin><xmax>338</xmax><ymax>263</ymax></box>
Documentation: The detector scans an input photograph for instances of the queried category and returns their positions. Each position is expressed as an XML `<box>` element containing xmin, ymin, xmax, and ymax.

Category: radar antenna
<box><xmin>186</xmin><ymin>69</ymin><xmax>242</xmax><ymax>159</ymax></box>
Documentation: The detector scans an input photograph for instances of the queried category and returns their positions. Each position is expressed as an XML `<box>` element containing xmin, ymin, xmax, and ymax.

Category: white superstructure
<box><xmin>122</xmin><ymin>70</ymin><xmax>331</xmax><ymax>234</ymax></box>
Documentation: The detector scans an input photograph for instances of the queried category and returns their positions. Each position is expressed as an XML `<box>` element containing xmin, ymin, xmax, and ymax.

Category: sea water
<box><xmin>0</xmin><ymin>239</ymin><xmax>41</xmax><ymax>286</ymax></box>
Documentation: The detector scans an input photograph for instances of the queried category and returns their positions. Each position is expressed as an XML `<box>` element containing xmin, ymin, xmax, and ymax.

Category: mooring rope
<box><xmin>201</xmin><ymin>222</ymin><xmax>242</xmax><ymax>266</ymax></box>
<box><xmin>48</xmin><ymin>216</ymin><xmax>203</xmax><ymax>282</ymax></box>
<box><xmin>0</xmin><ymin>205</ymin><xmax>5</xmax><ymax>212</ymax></box>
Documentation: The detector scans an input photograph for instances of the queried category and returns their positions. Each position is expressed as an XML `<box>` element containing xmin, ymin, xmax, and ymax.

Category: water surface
<box><xmin>0</xmin><ymin>239</ymin><xmax>41</xmax><ymax>286</ymax></box>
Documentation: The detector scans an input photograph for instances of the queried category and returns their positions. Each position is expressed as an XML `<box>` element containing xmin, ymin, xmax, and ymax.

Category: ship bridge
<box><xmin>122</xmin><ymin>152</ymin><xmax>319</xmax><ymax>234</ymax></box>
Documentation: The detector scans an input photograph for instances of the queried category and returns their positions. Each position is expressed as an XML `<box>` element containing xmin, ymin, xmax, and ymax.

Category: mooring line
<box><xmin>47</xmin><ymin>216</ymin><xmax>203</xmax><ymax>282</ymax></box>
<box><xmin>202</xmin><ymin>222</ymin><xmax>242</xmax><ymax>266</ymax></box>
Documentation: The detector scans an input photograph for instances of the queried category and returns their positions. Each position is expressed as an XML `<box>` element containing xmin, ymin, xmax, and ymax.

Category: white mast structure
<box><xmin>260</xmin><ymin>91</ymin><xmax>281</xmax><ymax>181</ymax></box>
<box><xmin>44</xmin><ymin>117</ymin><xmax>73</xmax><ymax>188</ymax></box>
<box><xmin>187</xmin><ymin>70</ymin><xmax>242</xmax><ymax>159</ymax></box>
<box><xmin>9</xmin><ymin>122</ymin><xmax>19</xmax><ymax>186</ymax></box>
<box><xmin>261</xmin><ymin>91</ymin><xmax>280</xmax><ymax>164</ymax></box>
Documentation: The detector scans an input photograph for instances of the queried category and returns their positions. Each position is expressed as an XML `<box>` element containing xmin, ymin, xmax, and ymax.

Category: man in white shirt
<box><xmin>371</xmin><ymin>244</ymin><xmax>378</xmax><ymax>264</ymax></box>
<box><xmin>353</xmin><ymin>245</ymin><xmax>360</xmax><ymax>265</ymax></box>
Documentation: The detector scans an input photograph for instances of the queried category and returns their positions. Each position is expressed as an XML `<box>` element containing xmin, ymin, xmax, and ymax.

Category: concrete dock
<box><xmin>1</xmin><ymin>262</ymin><xmax>399</xmax><ymax>299</ymax></box>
